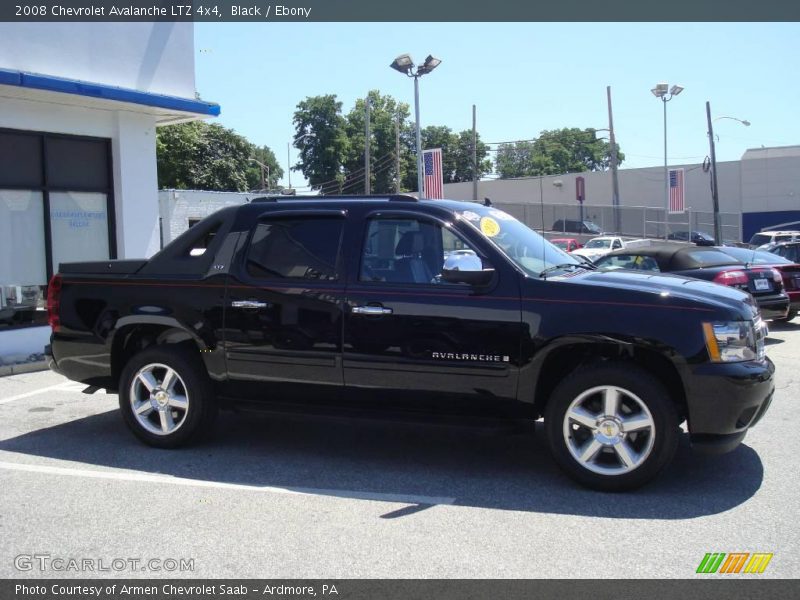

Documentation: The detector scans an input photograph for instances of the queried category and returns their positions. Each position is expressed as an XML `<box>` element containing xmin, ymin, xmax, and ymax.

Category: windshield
<box><xmin>749</xmin><ymin>233</ymin><xmax>770</xmax><ymax>246</ymax></box>
<box><xmin>457</xmin><ymin>206</ymin><xmax>579</xmax><ymax>277</ymax></box>
<box><xmin>584</xmin><ymin>222</ymin><xmax>602</xmax><ymax>234</ymax></box>
<box><xmin>552</xmin><ymin>240</ymin><xmax>569</xmax><ymax>250</ymax></box>
<box><xmin>585</xmin><ymin>239</ymin><xmax>611</xmax><ymax>249</ymax></box>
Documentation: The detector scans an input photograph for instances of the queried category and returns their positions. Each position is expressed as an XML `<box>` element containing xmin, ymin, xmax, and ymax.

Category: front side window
<box><xmin>245</xmin><ymin>218</ymin><xmax>343</xmax><ymax>280</ymax></box>
<box><xmin>359</xmin><ymin>217</ymin><xmax>479</xmax><ymax>285</ymax></box>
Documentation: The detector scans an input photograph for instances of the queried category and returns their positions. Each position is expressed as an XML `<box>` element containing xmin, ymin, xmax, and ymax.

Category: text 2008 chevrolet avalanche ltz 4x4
<box><xmin>45</xmin><ymin>196</ymin><xmax>774</xmax><ymax>491</ymax></box>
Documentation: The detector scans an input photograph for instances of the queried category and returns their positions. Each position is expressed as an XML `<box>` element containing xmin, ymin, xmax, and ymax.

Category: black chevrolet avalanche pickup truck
<box><xmin>46</xmin><ymin>196</ymin><xmax>775</xmax><ymax>491</ymax></box>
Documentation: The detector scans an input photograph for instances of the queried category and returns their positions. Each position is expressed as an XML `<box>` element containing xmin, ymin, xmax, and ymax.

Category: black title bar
<box><xmin>2</xmin><ymin>0</ymin><xmax>799</xmax><ymax>22</ymax></box>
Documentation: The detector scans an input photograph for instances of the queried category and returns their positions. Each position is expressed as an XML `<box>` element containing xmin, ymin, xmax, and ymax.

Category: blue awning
<box><xmin>0</xmin><ymin>68</ymin><xmax>220</xmax><ymax>117</ymax></box>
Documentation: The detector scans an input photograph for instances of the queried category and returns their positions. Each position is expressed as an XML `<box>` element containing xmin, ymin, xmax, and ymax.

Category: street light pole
<box><xmin>651</xmin><ymin>83</ymin><xmax>684</xmax><ymax>238</ymax></box>
<box><xmin>706</xmin><ymin>102</ymin><xmax>721</xmax><ymax>245</ymax></box>
<box><xmin>706</xmin><ymin>108</ymin><xmax>750</xmax><ymax>244</ymax></box>
<box><xmin>663</xmin><ymin>96</ymin><xmax>668</xmax><ymax>233</ymax></box>
<box><xmin>607</xmin><ymin>86</ymin><xmax>621</xmax><ymax>233</ymax></box>
<box><xmin>390</xmin><ymin>54</ymin><xmax>441</xmax><ymax>200</ymax></box>
<box><xmin>286</xmin><ymin>141</ymin><xmax>291</xmax><ymax>189</ymax></box>
<box><xmin>413</xmin><ymin>74</ymin><xmax>424</xmax><ymax>199</ymax></box>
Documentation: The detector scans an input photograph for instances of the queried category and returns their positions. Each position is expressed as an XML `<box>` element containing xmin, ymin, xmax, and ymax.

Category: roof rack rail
<box><xmin>250</xmin><ymin>194</ymin><xmax>418</xmax><ymax>204</ymax></box>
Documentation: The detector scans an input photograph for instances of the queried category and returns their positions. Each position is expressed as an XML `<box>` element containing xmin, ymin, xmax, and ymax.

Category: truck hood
<box><xmin>537</xmin><ymin>268</ymin><xmax>757</xmax><ymax>317</ymax></box>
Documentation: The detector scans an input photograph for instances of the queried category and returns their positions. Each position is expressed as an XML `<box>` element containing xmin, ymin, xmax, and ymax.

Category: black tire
<box><xmin>774</xmin><ymin>309</ymin><xmax>797</xmax><ymax>323</ymax></box>
<box><xmin>118</xmin><ymin>345</ymin><xmax>217</xmax><ymax>448</ymax></box>
<box><xmin>544</xmin><ymin>362</ymin><xmax>679</xmax><ymax>492</ymax></box>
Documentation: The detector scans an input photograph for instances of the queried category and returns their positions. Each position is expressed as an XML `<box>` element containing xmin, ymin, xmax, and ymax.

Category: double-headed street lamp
<box><xmin>288</xmin><ymin>132</ymin><xmax>316</xmax><ymax>190</ymax></box>
<box><xmin>390</xmin><ymin>53</ymin><xmax>441</xmax><ymax>200</ymax></box>
<box><xmin>651</xmin><ymin>82</ymin><xmax>684</xmax><ymax>233</ymax></box>
<box><xmin>706</xmin><ymin>105</ymin><xmax>750</xmax><ymax>244</ymax></box>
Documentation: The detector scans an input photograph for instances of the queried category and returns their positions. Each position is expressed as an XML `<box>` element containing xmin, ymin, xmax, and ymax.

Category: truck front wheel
<box><xmin>118</xmin><ymin>345</ymin><xmax>217</xmax><ymax>448</ymax></box>
<box><xmin>544</xmin><ymin>363</ymin><xmax>679</xmax><ymax>491</ymax></box>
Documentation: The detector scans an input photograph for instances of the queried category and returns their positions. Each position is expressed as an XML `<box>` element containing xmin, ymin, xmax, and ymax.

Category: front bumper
<box><xmin>686</xmin><ymin>357</ymin><xmax>775</xmax><ymax>454</ymax></box>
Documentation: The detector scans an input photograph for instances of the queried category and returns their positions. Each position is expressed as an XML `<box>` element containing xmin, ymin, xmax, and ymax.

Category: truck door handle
<box><xmin>351</xmin><ymin>305</ymin><xmax>393</xmax><ymax>315</ymax></box>
<box><xmin>230</xmin><ymin>300</ymin><xmax>268</xmax><ymax>309</ymax></box>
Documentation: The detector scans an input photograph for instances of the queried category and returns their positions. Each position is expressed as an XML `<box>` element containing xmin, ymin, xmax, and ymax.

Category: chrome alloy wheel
<box><xmin>129</xmin><ymin>363</ymin><xmax>190</xmax><ymax>436</ymax></box>
<box><xmin>562</xmin><ymin>385</ymin><xmax>656</xmax><ymax>476</ymax></box>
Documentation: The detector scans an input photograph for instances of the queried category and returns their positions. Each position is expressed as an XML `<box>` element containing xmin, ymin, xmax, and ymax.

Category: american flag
<box><xmin>668</xmin><ymin>168</ymin><xmax>685</xmax><ymax>214</ymax></box>
<box><xmin>423</xmin><ymin>148</ymin><xmax>444</xmax><ymax>199</ymax></box>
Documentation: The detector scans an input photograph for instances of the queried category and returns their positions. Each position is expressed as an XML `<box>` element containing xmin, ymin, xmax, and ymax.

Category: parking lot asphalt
<box><xmin>1</xmin><ymin>322</ymin><xmax>799</xmax><ymax>579</ymax></box>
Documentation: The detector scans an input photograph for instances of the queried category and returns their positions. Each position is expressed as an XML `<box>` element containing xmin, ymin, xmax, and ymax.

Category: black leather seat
<box><xmin>394</xmin><ymin>231</ymin><xmax>433</xmax><ymax>283</ymax></box>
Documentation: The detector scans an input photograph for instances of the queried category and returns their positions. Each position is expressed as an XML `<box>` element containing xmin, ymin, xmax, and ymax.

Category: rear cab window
<box><xmin>245</xmin><ymin>217</ymin><xmax>344</xmax><ymax>281</ymax></box>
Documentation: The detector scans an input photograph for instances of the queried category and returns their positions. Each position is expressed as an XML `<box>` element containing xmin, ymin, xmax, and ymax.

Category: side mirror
<box><xmin>441</xmin><ymin>268</ymin><xmax>495</xmax><ymax>286</ymax></box>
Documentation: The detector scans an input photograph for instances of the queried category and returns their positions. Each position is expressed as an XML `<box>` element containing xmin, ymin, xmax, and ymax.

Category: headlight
<box><xmin>702</xmin><ymin>320</ymin><xmax>765</xmax><ymax>362</ymax></box>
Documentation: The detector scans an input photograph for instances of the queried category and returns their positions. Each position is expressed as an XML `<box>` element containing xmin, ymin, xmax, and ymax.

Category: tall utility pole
<box><xmin>607</xmin><ymin>86</ymin><xmax>621</xmax><ymax>233</ymax></box>
<box><xmin>364</xmin><ymin>98</ymin><xmax>371</xmax><ymax>195</ymax></box>
<box><xmin>395</xmin><ymin>113</ymin><xmax>401</xmax><ymax>193</ymax></box>
<box><xmin>413</xmin><ymin>76</ymin><xmax>424</xmax><ymax>199</ymax></box>
<box><xmin>472</xmin><ymin>104</ymin><xmax>478</xmax><ymax>202</ymax></box>
<box><xmin>706</xmin><ymin>101</ymin><xmax>722</xmax><ymax>245</ymax></box>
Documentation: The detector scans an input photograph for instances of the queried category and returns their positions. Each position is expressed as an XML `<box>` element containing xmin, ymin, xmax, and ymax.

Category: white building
<box><xmin>0</xmin><ymin>23</ymin><xmax>218</xmax><ymax>368</ymax></box>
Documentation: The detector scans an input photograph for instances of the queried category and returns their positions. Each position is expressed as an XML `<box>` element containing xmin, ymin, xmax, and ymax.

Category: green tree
<box><xmin>400</xmin><ymin>125</ymin><xmax>492</xmax><ymax>191</ymax></box>
<box><xmin>341</xmin><ymin>91</ymin><xmax>411</xmax><ymax>194</ymax></box>
<box><xmin>292</xmin><ymin>94</ymin><xmax>349</xmax><ymax>190</ymax></box>
<box><xmin>495</xmin><ymin>128</ymin><xmax>624</xmax><ymax>178</ymax></box>
<box><xmin>157</xmin><ymin>121</ymin><xmax>279</xmax><ymax>192</ymax></box>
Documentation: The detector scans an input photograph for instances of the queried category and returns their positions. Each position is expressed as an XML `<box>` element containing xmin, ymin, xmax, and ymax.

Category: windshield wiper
<box><xmin>539</xmin><ymin>263</ymin><xmax>585</xmax><ymax>278</ymax></box>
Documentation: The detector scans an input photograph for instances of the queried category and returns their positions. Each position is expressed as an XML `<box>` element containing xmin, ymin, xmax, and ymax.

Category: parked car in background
<box><xmin>667</xmin><ymin>230</ymin><xmax>715</xmax><ymax>246</ymax></box>
<box><xmin>549</xmin><ymin>237</ymin><xmax>582</xmax><ymax>252</ymax></box>
<box><xmin>762</xmin><ymin>240</ymin><xmax>800</xmax><ymax>263</ymax></box>
<box><xmin>748</xmin><ymin>230</ymin><xmax>800</xmax><ymax>248</ymax></box>
<box><xmin>594</xmin><ymin>244</ymin><xmax>790</xmax><ymax>320</ymax></box>
<box><xmin>571</xmin><ymin>236</ymin><xmax>648</xmax><ymax>262</ymax></box>
<box><xmin>551</xmin><ymin>219</ymin><xmax>603</xmax><ymax>235</ymax></box>
<box><xmin>718</xmin><ymin>246</ymin><xmax>800</xmax><ymax>322</ymax></box>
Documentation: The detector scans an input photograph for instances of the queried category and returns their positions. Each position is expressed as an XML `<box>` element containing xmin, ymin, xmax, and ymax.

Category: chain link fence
<box><xmin>491</xmin><ymin>202</ymin><xmax>742</xmax><ymax>243</ymax></box>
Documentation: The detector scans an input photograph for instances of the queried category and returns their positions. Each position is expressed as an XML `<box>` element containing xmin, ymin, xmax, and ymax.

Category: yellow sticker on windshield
<box><xmin>480</xmin><ymin>217</ymin><xmax>500</xmax><ymax>237</ymax></box>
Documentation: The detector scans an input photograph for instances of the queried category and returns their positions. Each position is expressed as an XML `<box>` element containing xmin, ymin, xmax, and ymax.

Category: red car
<box><xmin>550</xmin><ymin>237</ymin><xmax>582</xmax><ymax>252</ymax></box>
<box><xmin>720</xmin><ymin>246</ymin><xmax>800</xmax><ymax>322</ymax></box>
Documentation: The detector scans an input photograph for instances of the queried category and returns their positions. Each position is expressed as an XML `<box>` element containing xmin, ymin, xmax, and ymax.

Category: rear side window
<box><xmin>245</xmin><ymin>218</ymin><xmax>343</xmax><ymax>280</ymax></box>
<box><xmin>685</xmin><ymin>249</ymin><xmax>740</xmax><ymax>267</ymax></box>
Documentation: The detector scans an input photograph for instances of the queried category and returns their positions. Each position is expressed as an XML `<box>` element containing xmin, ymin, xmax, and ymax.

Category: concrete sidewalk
<box><xmin>0</xmin><ymin>326</ymin><xmax>49</xmax><ymax>376</ymax></box>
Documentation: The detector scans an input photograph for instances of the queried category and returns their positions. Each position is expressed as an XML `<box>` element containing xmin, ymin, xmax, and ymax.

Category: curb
<box><xmin>0</xmin><ymin>361</ymin><xmax>49</xmax><ymax>377</ymax></box>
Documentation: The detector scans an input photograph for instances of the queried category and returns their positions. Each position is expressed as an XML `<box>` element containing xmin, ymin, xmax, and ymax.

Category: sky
<box><xmin>194</xmin><ymin>22</ymin><xmax>800</xmax><ymax>190</ymax></box>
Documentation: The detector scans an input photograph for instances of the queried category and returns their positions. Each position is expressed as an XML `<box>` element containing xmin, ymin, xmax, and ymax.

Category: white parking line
<box><xmin>0</xmin><ymin>461</ymin><xmax>456</xmax><ymax>506</ymax></box>
<box><xmin>0</xmin><ymin>382</ymin><xmax>83</xmax><ymax>405</ymax></box>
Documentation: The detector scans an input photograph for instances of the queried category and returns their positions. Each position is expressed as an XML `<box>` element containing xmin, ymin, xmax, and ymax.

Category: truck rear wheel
<box><xmin>119</xmin><ymin>345</ymin><xmax>217</xmax><ymax>448</ymax></box>
<box><xmin>544</xmin><ymin>363</ymin><xmax>679</xmax><ymax>491</ymax></box>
